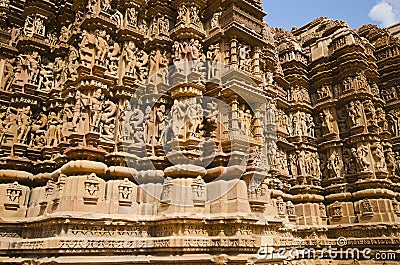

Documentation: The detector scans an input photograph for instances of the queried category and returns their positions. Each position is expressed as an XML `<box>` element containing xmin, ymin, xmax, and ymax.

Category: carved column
<box><xmin>230</xmin><ymin>38</ymin><xmax>238</xmax><ymax>69</ymax></box>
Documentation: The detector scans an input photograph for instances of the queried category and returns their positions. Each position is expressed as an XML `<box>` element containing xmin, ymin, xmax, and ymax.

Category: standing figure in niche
<box><xmin>95</xmin><ymin>30</ymin><xmax>109</xmax><ymax>63</ymax></box>
<box><xmin>348</xmin><ymin>101</ymin><xmax>362</xmax><ymax>127</ymax></box>
<box><xmin>1</xmin><ymin>59</ymin><xmax>15</xmax><ymax>91</ymax></box>
<box><xmin>126</xmin><ymin>8</ymin><xmax>138</xmax><ymax>27</ymax></box>
<box><xmin>9</xmin><ymin>27</ymin><xmax>20</xmax><ymax>46</ymax></box>
<box><xmin>123</xmin><ymin>41</ymin><xmax>138</xmax><ymax>76</ymax></box>
<box><xmin>185</xmin><ymin>99</ymin><xmax>203</xmax><ymax>139</ymax></box>
<box><xmin>119</xmin><ymin>101</ymin><xmax>134</xmax><ymax>141</ymax></box>
<box><xmin>27</xmin><ymin>52</ymin><xmax>41</xmax><ymax>84</ymax></box>
<box><xmin>29</xmin><ymin>112</ymin><xmax>48</xmax><ymax>147</ymax></box>
<box><xmin>148</xmin><ymin>50</ymin><xmax>158</xmax><ymax>83</ymax></box>
<box><xmin>244</xmin><ymin>110</ymin><xmax>252</xmax><ymax>137</ymax></box>
<box><xmin>106</xmin><ymin>42</ymin><xmax>120</xmax><ymax>75</ymax></box>
<box><xmin>190</xmin><ymin>6</ymin><xmax>201</xmax><ymax>27</ymax></box>
<box><xmin>17</xmin><ymin>106</ymin><xmax>31</xmax><ymax>144</ymax></box>
<box><xmin>265</xmin><ymin>101</ymin><xmax>275</xmax><ymax>124</ymax></box>
<box><xmin>211</xmin><ymin>12</ymin><xmax>221</xmax><ymax>28</ymax></box>
<box><xmin>132</xmin><ymin>107</ymin><xmax>145</xmax><ymax>144</ymax></box>
<box><xmin>46</xmin><ymin>112</ymin><xmax>62</xmax><ymax>147</ymax></box>
<box><xmin>170</xmin><ymin>100</ymin><xmax>185</xmax><ymax>140</ymax></box>
<box><xmin>160</xmin><ymin>16</ymin><xmax>169</xmax><ymax>34</ymax></box>
<box><xmin>177</xmin><ymin>5</ymin><xmax>188</xmax><ymax>25</ymax></box>
<box><xmin>299</xmin><ymin>112</ymin><xmax>307</xmax><ymax>136</ymax></box>
<box><xmin>155</xmin><ymin>105</ymin><xmax>166</xmax><ymax>143</ymax></box>
<box><xmin>289</xmin><ymin>154</ymin><xmax>298</xmax><ymax>176</ymax></box>
<box><xmin>100</xmin><ymin>0</ymin><xmax>110</xmax><ymax>12</ymax></box>
<box><xmin>373</xmin><ymin>142</ymin><xmax>387</xmax><ymax>171</ymax></box>
<box><xmin>297</xmin><ymin>150</ymin><xmax>306</xmax><ymax>176</ymax></box>
<box><xmin>59</xmin><ymin>104</ymin><xmax>73</xmax><ymax>141</ymax></box>
<box><xmin>238</xmin><ymin>107</ymin><xmax>245</xmax><ymax>133</ymax></box>
<box><xmin>72</xmin><ymin>91</ymin><xmax>90</xmax><ymax>133</ymax></box>
<box><xmin>38</xmin><ymin>62</ymin><xmax>54</xmax><ymax>91</ymax></box>
<box><xmin>79</xmin><ymin>30</ymin><xmax>97</xmax><ymax>62</ymax></box>
<box><xmin>306</xmin><ymin>114</ymin><xmax>315</xmax><ymax>137</ymax></box>
<box><xmin>144</xmin><ymin>106</ymin><xmax>155</xmax><ymax>144</ymax></box>
<box><xmin>90</xmin><ymin>89</ymin><xmax>104</xmax><ymax>131</ymax></box>
<box><xmin>287</xmin><ymin>113</ymin><xmax>293</xmax><ymax>135</ymax></box>
<box><xmin>351</xmin><ymin>145</ymin><xmax>371</xmax><ymax>172</ymax></box>
<box><xmin>320</xmin><ymin>109</ymin><xmax>335</xmax><ymax>135</ymax></box>
<box><xmin>53</xmin><ymin>57</ymin><xmax>67</xmax><ymax>89</ymax></box>
<box><xmin>99</xmin><ymin>99</ymin><xmax>117</xmax><ymax>139</ymax></box>
<box><xmin>238</xmin><ymin>44</ymin><xmax>250</xmax><ymax>70</ymax></box>
<box><xmin>159</xmin><ymin>51</ymin><xmax>169</xmax><ymax>84</ymax></box>
<box><xmin>292</xmin><ymin>112</ymin><xmax>300</xmax><ymax>136</ymax></box>
<box><xmin>68</xmin><ymin>47</ymin><xmax>79</xmax><ymax>79</ymax></box>
<box><xmin>211</xmin><ymin>44</ymin><xmax>222</xmax><ymax>78</ymax></box>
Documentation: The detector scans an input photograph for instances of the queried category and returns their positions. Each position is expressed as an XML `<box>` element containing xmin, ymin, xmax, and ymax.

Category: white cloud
<box><xmin>369</xmin><ymin>0</ymin><xmax>400</xmax><ymax>27</ymax></box>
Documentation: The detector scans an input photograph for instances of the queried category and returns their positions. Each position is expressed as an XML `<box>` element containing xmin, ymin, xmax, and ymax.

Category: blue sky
<box><xmin>263</xmin><ymin>0</ymin><xmax>400</xmax><ymax>29</ymax></box>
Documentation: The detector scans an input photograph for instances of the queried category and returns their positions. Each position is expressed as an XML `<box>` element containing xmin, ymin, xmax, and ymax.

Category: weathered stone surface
<box><xmin>0</xmin><ymin>0</ymin><xmax>400</xmax><ymax>264</ymax></box>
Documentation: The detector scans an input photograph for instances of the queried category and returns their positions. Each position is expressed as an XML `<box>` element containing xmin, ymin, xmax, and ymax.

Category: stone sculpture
<box><xmin>0</xmin><ymin>2</ymin><xmax>399</xmax><ymax>265</ymax></box>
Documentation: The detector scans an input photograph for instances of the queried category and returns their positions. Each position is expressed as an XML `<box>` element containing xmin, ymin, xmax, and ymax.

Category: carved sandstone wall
<box><xmin>0</xmin><ymin>0</ymin><xmax>399</xmax><ymax>264</ymax></box>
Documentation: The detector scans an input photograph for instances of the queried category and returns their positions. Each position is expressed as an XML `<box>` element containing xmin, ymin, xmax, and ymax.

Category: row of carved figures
<box><xmin>0</xmin><ymin>40</ymin><xmax>262</xmax><ymax>93</ymax></box>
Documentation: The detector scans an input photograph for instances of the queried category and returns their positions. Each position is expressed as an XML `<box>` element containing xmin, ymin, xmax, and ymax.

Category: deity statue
<box><xmin>177</xmin><ymin>5</ymin><xmax>189</xmax><ymax>25</ymax></box>
<box><xmin>184</xmin><ymin>98</ymin><xmax>203</xmax><ymax>139</ymax></box>
<box><xmin>238</xmin><ymin>43</ymin><xmax>251</xmax><ymax>71</ymax></box>
<box><xmin>144</xmin><ymin>106</ymin><xmax>155</xmax><ymax>144</ymax></box>
<box><xmin>1</xmin><ymin>59</ymin><xmax>15</xmax><ymax>91</ymax></box>
<box><xmin>100</xmin><ymin>0</ymin><xmax>111</xmax><ymax>12</ymax></box>
<box><xmin>265</xmin><ymin>101</ymin><xmax>275</xmax><ymax>125</ymax></box>
<box><xmin>118</xmin><ymin>101</ymin><xmax>133</xmax><ymax>141</ymax></box>
<box><xmin>155</xmin><ymin>105</ymin><xmax>166</xmax><ymax>143</ymax></box>
<box><xmin>125</xmin><ymin>7</ymin><xmax>138</xmax><ymax>28</ymax></box>
<box><xmin>9</xmin><ymin>27</ymin><xmax>20</xmax><ymax>46</ymax></box>
<box><xmin>327</xmin><ymin>151</ymin><xmax>341</xmax><ymax>178</ymax></box>
<box><xmin>159</xmin><ymin>51</ymin><xmax>170</xmax><ymax>84</ymax></box>
<box><xmin>106</xmin><ymin>42</ymin><xmax>121</xmax><ymax>75</ymax></box>
<box><xmin>211</xmin><ymin>12</ymin><xmax>221</xmax><ymax>29</ymax></box>
<box><xmin>95</xmin><ymin>30</ymin><xmax>109</xmax><ymax>63</ymax></box>
<box><xmin>68</xmin><ymin>47</ymin><xmax>79</xmax><ymax>80</ymax></box>
<box><xmin>23</xmin><ymin>15</ymin><xmax>45</xmax><ymax>37</ymax></box>
<box><xmin>373</xmin><ymin>142</ymin><xmax>387</xmax><ymax>171</ymax></box>
<box><xmin>121</xmin><ymin>41</ymin><xmax>138</xmax><ymax>77</ymax></box>
<box><xmin>72</xmin><ymin>91</ymin><xmax>90</xmax><ymax>133</ymax></box>
<box><xmin>59</xmin><ymin>26</ymin><xmax>70</xmax><ymax>43</ymax></box>
<box><xmin>46</xmin><ymin>112</ymin><xmax>62</xmax><ymax>147</ymax></box>
<box><xmin>79</xmin><ymin>30</ymin><xmax>97</xmax><ymax>62</ymax></box>
<box><xmin>306</xmin><ymin>114</ymin><xmax>315</xmax><ymax>137</ymax></box>
<box><xmin>90</xmin><ymin>89</ymin><xmax>104</xmax><ymax>132</ymax></box>
<box><xmin>347</xmin><ymin>101</ymin><xmax>363</xmax><ymax>127</ymax></box>
<box><xmin>320</xmin><ymin>109</ymin><xmax>336</xmax><ymax>135</ymax></box>
<box><xmin>289</xmin><ymin>154</ymin><xmax>298</xmax><ymax>176</ymax></box>
<box><xmin>351</xmin><ymin>145</ymin><xmax>371</xmax><ymax>172</ymax></box>
<box><xmin>364</xmin><ymin>100</ymin><xmax>377</xmax><ymax>126</ymax></box>
<box><xmin>168</xmin><ymin>99</ymin><xmax>185</xmax><ymax>141</ymax></box>
<box><xmin>53</xmin><ymin>57</ymin><xmax>67</xmax><ymax>89</ymax></box>
<box><xmin>148</xmin><ymin>50</ymin><xmax>158</xmax><ymax>83</ymax></box>
<box><xmin>29</xmin><ymin>112</ymin><xmax>48</xmax><ymax>147</ymax></box>
<box><xmin>99</xmin><ymin>99</ymin><xmax>117</xmax><ymax>140</ymax></box>
<box><xmin>16</xmin><ymin>106</ymin><xmax>32</xmax><ymax>144</ymax></box>
<box><xmin>190</xmin><ymin>6</ymin><xmax>202</xmax><ymax>28</ymax></box>
<box><xmin>207</xmin><ymin>44</ymin><xmax>221</xmax><ymax>79</ymax></box>
<box><xmin>38</xmin><ymin>62</ymin><xmax>54</xmax><ymax>91</ymax></box>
